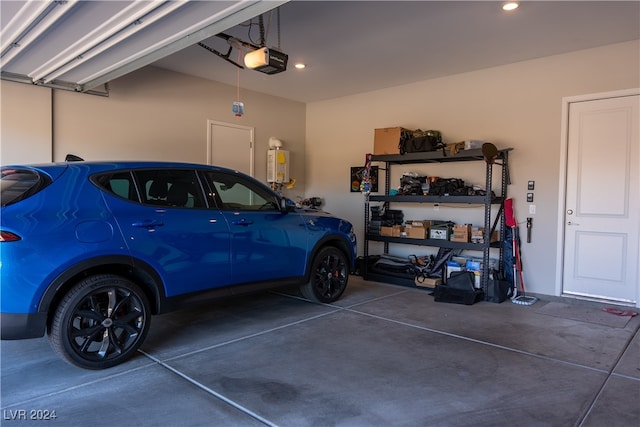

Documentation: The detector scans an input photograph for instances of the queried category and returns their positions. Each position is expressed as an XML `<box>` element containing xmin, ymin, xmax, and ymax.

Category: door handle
<box><xmin>231</xmin><ymin>219</ymin><xmax>253</xmax><ymax>226</ymax></box>
<box><xmin>132</xmin><ymin>220</ymin><xmax>164</xmax><ymax>229</ymax></box>
<box><xmin>567</xmin><ymin>221</ymin><xmax>580</xmax><ymax>226</ymax></box>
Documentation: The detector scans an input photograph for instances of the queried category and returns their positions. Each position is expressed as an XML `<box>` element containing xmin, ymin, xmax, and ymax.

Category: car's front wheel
<box><xmin>300</xmin><ymin>246</ymin><xmax>349</xmax><ymax>303</ymax></box>
<box><xmin>49</xmin><ymin>274</ymin><xmax>150</xmax><ymax>369</ymax></box>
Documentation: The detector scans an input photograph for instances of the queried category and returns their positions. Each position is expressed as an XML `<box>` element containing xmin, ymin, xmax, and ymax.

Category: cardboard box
<box><xmin>405</xmin><ymin>225</ymin><xmax>426</xmax><ymax>239</ymax></box>
<box><xmin>374</xmin><ymin>127</ymin><xmax>407</xmax><ymax>155</ymax></box>
<box><xmin>471</xmin><ymin>227</ymin><xmax>500</xmax><ymax>244</ymax></box>
<box><xmin>416</xmin><ymin>277</ymin><xmax>442</xmax><ymax>289</ymax></box>
<box><xmin>404</xmin><ymin>220</ymin><xmax>431</xmax><ymax>239</ymax></box>
<box><xmin>406</xmin><ymin>220</ymin><xmax>434</xmax><ymax>228</ymax></box>
<box><xmin>381</xmin><ymin>225</ymin><xmax>403</xmax><ymax>237</ymax></box>
<box><xmin>451</xmin><ymin>224</ymin><xmax>471</xmax><ymax>242</ymax></box>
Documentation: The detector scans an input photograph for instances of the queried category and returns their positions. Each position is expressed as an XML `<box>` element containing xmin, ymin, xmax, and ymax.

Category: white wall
<box><xmin>305</xmin><ymin>40</ymin><xmax>640</xmax><ymax>297</ymax></box>
<box><xmin>1</xmin><ymin>66</ymin><xmax>307</xmax><ymax>198</ymax></box>
<box><xmin>0</xmin><ymin>81</ymin><xmax>52</xmax><ymax>164</ymax></box>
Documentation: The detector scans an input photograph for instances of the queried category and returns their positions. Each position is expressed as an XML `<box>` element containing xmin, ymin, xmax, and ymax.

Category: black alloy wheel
<box><xmin>301</xmin><ymin>246</ymin><xmax>349</xmax><ymax>303</ymax></box>
<box><xmin>49</xmin><ymin>274</ymin><xmax>150</xmax><ymax>369</ymax></box>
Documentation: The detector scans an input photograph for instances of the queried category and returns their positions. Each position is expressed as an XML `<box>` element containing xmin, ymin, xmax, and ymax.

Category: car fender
<box><xmin>306</xmin><ymin>233</ymin><xmax>357</xmax><ymax>279</ymax></box>
<box><xmin>38</xmin><ymin>255</ymin><xmax>168</xmax><ymax>318</ymax></box>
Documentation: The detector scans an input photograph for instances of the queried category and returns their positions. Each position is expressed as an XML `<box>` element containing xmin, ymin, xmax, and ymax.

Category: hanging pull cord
<box><xmin>237</xmin><ymin>49</ymin><xmax>241</xmax><ymax>100</ymax></box>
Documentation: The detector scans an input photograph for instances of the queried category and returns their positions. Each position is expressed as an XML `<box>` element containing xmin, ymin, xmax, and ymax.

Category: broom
<box><xmin>504</xmin><ymin>198</ymin><xmax>538</xmax><ymax>306</ymax></box>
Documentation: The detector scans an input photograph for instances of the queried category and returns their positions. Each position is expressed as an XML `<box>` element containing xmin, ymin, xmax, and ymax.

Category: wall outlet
<box><xmin>529</xmin><ymin>204</ymin><xmax>536</xmax><ymax>214</ymax></box>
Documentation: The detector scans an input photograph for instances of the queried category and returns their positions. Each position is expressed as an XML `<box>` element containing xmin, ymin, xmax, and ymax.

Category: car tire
<box><xmin>300</xmin><ymin>246</ymin><xmax>349</xmax><ymax>303</ymax></box>
<box><xmin>49</xmin><ymin>274</ymin><xmax>150</xmax><ymax>369</ymax></box>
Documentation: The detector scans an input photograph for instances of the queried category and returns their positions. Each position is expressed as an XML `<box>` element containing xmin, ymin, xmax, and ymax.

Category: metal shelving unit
<box><xmin>363</xmin><ymin>148</ymin><xmax>511</xmax><ymax>296</ymax></box>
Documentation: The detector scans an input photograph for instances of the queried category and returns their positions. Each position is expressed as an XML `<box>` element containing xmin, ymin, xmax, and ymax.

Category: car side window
<box><xmin>135</xmin><ymin>169</ymin><xmax>205</xmax><ymax>209</ymax></box>
<box><xmin>204</xmin><ymin>171</ymin><xmax>279</xmax><ymax>211</ymax></box>
<box><xmin>93</xmin><ymin>172</ymin><xmax>138</xmax><ymax>202</ymax></box>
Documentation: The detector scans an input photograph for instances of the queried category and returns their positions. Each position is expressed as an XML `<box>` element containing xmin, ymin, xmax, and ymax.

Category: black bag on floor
<box><xmin>367</xmin><ymin>255</ymin><xmax>415</xmax><ymax>280</ymax></box>
<box><xmin>434</xmin><ymin>271</ymin><xmax>484</xmax><ymax>305</ymax></box>
<box><xmin>486</xmin><ymin>279</ymin><xmax>511</xmax><ymax>303</ymax></box>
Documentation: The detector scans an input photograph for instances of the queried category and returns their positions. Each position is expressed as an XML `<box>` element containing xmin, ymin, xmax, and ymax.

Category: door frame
<box><xmin>556</xmin><ymin>88</ymin><xmax>640</xmax><ymax>305</ymax></box>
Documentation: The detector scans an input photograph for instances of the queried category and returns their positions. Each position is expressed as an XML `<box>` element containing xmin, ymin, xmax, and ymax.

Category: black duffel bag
<box><xmin>399</xmin><ymin>129</ymin><xmax>444</xmax><ymax>154</ymax></box>
<box><xmin>428</xmin><ymin>178</ymin><xmax>465</xmax><ymax>196</ymax></box>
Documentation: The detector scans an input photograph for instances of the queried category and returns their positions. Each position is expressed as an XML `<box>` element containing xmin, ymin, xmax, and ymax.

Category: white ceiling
<box><xmin>2</xmin><ymin>1</ymin><xmax>639</xmax><ymax>102</ymax></box>
<box><xmin>154</xmin><ymin>0</ymin><xmax>640</xmax><ymax>102</ymax></box>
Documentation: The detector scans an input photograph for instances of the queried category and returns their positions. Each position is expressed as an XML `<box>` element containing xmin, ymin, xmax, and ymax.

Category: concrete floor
<box><xmin>1</xmin><ymin>276</ymin><xmax>639</xmax><ymax>427</ymax></box>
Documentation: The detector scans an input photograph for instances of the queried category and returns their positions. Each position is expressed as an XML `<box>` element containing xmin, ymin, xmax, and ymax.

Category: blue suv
<box><xmin>1</xmin><ymin>161</ymin><xmax>356</xmax><ymax>369</ymax></box>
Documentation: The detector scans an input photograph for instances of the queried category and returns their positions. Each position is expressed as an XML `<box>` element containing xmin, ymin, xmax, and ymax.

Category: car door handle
<box><xmin>132</xmin><ymin>220</ymin><xmax>164</xmax><ymax>229</ymax></box>
<box><xmin>231</xmin><ymin>219</ymin><xmax>253</xmax><ymax>226</ymax></box>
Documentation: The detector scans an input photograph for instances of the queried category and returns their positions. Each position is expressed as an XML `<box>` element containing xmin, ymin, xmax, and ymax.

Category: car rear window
<box><xmin>92</xmin><ymin>171</ymin><xmax>139</xmax><ymax>202</ymax></box>
<box><xmin>0</xmin><ymin>168</ymin><xmax>52</xmax><ymax>207</ymax></box>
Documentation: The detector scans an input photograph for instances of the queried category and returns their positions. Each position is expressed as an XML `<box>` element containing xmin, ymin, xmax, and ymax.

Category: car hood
<box><xmin>296</xmin><ymin>208</ymin><xmax>337</xmax><ymax>218</ymax></box>
<box><xmin>296</xmin><ymin>208</ymin><xmax>354</xmax><ymax>232</ymax></box>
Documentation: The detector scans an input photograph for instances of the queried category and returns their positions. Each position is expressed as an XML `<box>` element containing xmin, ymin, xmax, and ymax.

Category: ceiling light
<box><xmin>294</xmin><ymin>63</ymin><xmax>305</xmax><ymax>69</ymax></box>
<box><xmin>244</xmin><ymin>47</ymin><xmax>288</xmax><ymax>74</ymax></box>
<box><xmin>502</xmin><ymin>2</ymin><xmax>519</xmax><ymax>11</ymax></box>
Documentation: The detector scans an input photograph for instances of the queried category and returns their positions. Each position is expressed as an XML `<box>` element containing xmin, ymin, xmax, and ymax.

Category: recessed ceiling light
<box><xmin>294</xmin><ymin>63</ymin><xmax>306</xmax><ymax>69</ymax></box>
<box><xmin>502</xmin><ymin>2</ymin><xmax>519</xmax><ymax>11</ymax></box>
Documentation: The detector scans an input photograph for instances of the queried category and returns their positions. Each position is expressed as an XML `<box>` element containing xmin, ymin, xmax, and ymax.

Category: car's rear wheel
<box><xmin>49</xmin><ymin>274</ymin><xmax>150</xmax><ymax>369</ymax></box>
<box><xmin>300</xmin><ymin>246</ymin><xmax>349</xmax><ymax>303</ymax></box>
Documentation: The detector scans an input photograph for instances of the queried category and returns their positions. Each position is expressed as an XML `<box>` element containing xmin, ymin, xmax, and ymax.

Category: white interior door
<box><xmin>207</xmin><ymin>120</ymin><xmax>254</xmax><ymax>176</ymax></box>
<box><xmin>562</xmin><ymin>92</ymin><xmax>639</xmax><ymax>304</ymax></box>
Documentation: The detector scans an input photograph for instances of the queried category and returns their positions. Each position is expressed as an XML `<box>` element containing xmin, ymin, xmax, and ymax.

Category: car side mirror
<box><xmin>280</xmin><ymin>197</ymin><xmax>296</xmax><ymax>212</ymax></box>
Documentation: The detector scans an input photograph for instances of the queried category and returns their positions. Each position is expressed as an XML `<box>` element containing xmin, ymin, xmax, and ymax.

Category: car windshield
<box><xmin>0</xmin><ymin>168</ymin><xmax>50</xmax><ymax>207</ymax></box>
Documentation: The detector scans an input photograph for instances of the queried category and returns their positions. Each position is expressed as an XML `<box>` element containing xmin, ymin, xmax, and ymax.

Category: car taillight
<box><xmin>0</xmin><ymin>231</ymin><xmax>21</xmax><ymax>242</ymax></box>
